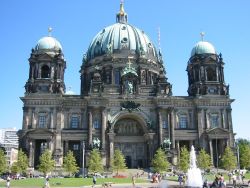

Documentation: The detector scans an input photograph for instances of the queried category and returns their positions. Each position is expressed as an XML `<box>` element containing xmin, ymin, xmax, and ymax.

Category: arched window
<box><xmin>41</xmin><ymin>65</ymin><xmax>50</xmax><ymax>78</ymax></box>
<box><xmin>207</xmin><ymin>67</ymin><xmax>217</xmax><ymax>81</ymax></box>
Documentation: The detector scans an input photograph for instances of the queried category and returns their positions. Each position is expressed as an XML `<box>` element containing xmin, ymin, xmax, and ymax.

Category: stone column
<box><xmin>206</xmin><ymin>110</ymin><xmax>210</xmax><ymax>129</ymax></box>
<box><xmin>101</xmin><ymin>110</ymin><xmax>107</xmax><ymax>149</ymax></box>
<box><xmin>32</xmin><ymin>109</ymin><xmax>36</xmax><ymax>129</ymax></box>
<box><xmin>63</xmin><ymin>110</ymin><xmax>68</xmax><ymax>129</ymax></box>
<box><xmin>158</xmin><ymin>110</ymin><xmax>163</xmax><ymax>145</ymax></box>
<box><xmin>108</xmin><ymin>132</ymin><xmax>115</xmax><ymax>167</ymax></box>
<box><xmin>170</xmin><ymin>109</ymin><xmax>175</xmax><ymax>149</ymax></box>
<box><xmin>147</xmin><ymin>133</ymin><xmax>155</xmax><ymax>163</ymax></box>
<box><xmin>22</xmin><ymin>107</ymin><xmax>28</xmax><ymax>129</ymax></box>
<box><xmin>48</xmin><ymin>138</ymin><xmax>53</xmax><ymax>151</ymax></box>
<box><xmin>224</xmin><ymin>109</ymin><xmax>228</xmax><ymax>129</ymax></box>
<box><xmin>209</xmin><ymin>140</ymin><xmax>214</xmax><ymax>166</ymax></box>
<box><xmin>227</xmin><ymin>109</ymin><xmax>233</xmax><ymax>146</ymax></box>
<box><xmin>65</xmin><ymin>140</ymin><xmax>69</xmax><ymax>155</ymax></box>
<box><xmin>88</xmin><ymin>111</ymin><xmax>93</xmax><ymax>147</ymax></box>
<box><xmin>227</xmin><ymin>109</ymin><xmax>233</xmax><ymax>131</ymax></box>
<box><xmin>176</xmin><ymin>140</ymin><xmax>180</xmax><ymax>165</ymax></box>
<box><xmin>29</xmin><ymin>140</ymin><xmax>34</xmax><ymax>168</ymax></box>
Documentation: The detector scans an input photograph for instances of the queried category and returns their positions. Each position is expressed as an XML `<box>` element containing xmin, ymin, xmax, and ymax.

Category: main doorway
<box><xmin>113</xmin><ymin>118</ymin><xmax>147</xmax><ymax>168</ymax></box>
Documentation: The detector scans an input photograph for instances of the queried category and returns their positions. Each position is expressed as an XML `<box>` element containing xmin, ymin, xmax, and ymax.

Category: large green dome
<box><xmin>85</xmin><ymin>3</ymin><xmax>158</xmax><ymax>63</ymax></box>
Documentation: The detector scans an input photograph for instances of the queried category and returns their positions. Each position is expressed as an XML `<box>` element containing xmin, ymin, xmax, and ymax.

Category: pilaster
<box><xmin>88</xmin><ymin>111</ymin><xmax>93</xmax><ymax>147</ymax></box>
<box><xmin>102</xmin><ymin>110</ymin><xmax>107</xmax><ymax>149</ymax></box>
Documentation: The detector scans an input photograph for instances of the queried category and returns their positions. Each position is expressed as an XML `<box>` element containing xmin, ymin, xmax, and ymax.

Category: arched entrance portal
<box><xmin>113</xmin><ymin>118</ymin><xmax>147</xmax><ymax>168</ymax></box>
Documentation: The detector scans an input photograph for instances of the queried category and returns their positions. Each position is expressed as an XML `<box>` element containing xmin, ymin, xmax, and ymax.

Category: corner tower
<box><xmin>25</xmin><ymin>28</ymin><xmax>66</xmax><ymax>94</ymax></box>
<box><xmin>187</xmin><ymin>33</ymin><xmax>229</xmax><ymax>97</ymax></box>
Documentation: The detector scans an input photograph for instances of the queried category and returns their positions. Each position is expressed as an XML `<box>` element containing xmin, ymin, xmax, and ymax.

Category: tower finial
<box><xmin>120</xmin><ymin>0</ymin><xmax>125</xmax><ymax>15</ymax></box>
<box><xmin>158</xmin><ymin>27</ymin><xmax>161</xmax><ymax>51</ymax></box>
<box><xmin>200</xmin><ymin>32</ymin><xmax>205</xmax><ymax>41</ymax></box>
<box><xmin>116</xmin><ymin>0</ymin><xmax>127</xmax><ymax>23</ymax></box>
<box><xmin>48</xmin><ymin>27</ymin><xmax>53</xmax><ymax>36</ymax></box>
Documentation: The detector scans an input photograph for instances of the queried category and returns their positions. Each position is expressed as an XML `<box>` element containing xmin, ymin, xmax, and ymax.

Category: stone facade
<box><xmin>18</xmin><ymin>3</ymin><xmax>235</xmax><ymax>170</ymax></box>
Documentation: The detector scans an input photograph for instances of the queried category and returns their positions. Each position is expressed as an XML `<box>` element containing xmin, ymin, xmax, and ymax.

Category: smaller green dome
<box><xmin>191</xmin><ymin>41</ymin><xmax>216</xmax><ymax>57</ymax></box>
<box><xmin>35</xmin><ymin>36</ymin><xmax>62</xmax><ymax>52</ymax></box>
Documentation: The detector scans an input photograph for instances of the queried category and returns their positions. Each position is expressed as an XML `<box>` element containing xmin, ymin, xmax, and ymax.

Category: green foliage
<box><xmin>17</xmin><ymin>149</ymin><xmax>29</xmax><ymax>174</ymax></box>
<box><xmin>37</xmin><ymin>149</ymin><xmax>55</xmax><ymax>175</ymax></box>
<box><xmin>221</xmin><ymin>146</ymin><xmax>237</xmax><ymax>171</ymax></box>
<box><xmin>197</xmin><ymin>149</ymin><xmax>212</xmax><ymax>171</ymax></box>
<box><xmin>11</xmin><ymin>161</ymin><xmax>20</xmax><ymax>174</ymax></box>
<box><xmin>111</xmin><ymin>149</ymin><xmax>127</xmax><ymax>175</ymax></box>
<box><xmin>63</xmin><ymin>150</ymin><xmax>79</xmax><ymax>177</ymax></box>
<box><xmin>237</xmin><ymin>138</ymin><xmax>250</xmax><ymax>169</ymax></box>
<box><xmin>151</xmin><ymin>148</ymin><xmax>169</xmax><ymax>173</ymax></box>
<box><xmin>0</xmin><ymin>149</ymin><xmax>7</xmax><ymax>175</ymax></box>
<box><xmin>87</xmin><ymin>149</ymin><xmax>103</xmax><ymax>173</ymax></box>
<box><xmin>179</xmin><ymin>146</ymin><xmax>189</xmax><ymax>172</ymax></box>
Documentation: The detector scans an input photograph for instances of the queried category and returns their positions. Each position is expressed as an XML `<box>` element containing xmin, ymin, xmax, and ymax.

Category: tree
<box><xmin>239</xmin><ymin>144</ymin><xmax>250</xmax><ymax>169</ymax></box>
<box><xmin>11</xmin><ymin>162</ymin><xmax>20</xmax><ymax>174</ymax></box>
<box><xmin>17</xmin><ymin>149</ymin><xmax>29</xmax><ymax>174</ymax></box>
<box><xmin>179</xmin><ymin>146</ymin><xmax>189</xmax><ymax>172</ymax></box>
<box><xmin>237</xmin><ymin>138</ymin><xmax>250</xmax><ymax>169</ymax></box>
<box><xmin>0</xmin><ymin>149</ymin><xmax>7</xmax><ymax>175</ymax></box>
<box><xmin>63</xmin><ymin>150</ymin><xmax>79</xmax><ymax>177</ymax></box>
<box><xmin>111</xmin><ymin>149</ymin><xmax>127</xmax><ymax>175</ymax></box>
<box><xmin>38</xmin><ymin>149</ymin><xmax>55</xmax><ymax>175</ymax></box>
<box><xmin>197</xmin><ymin>149</ymin><xmax>212</xmax><ymax>171</ymax></box>
<box><xmin>87</xmin><ymin>149</ymin><xmax>103</xmax><ymax>173</ymax></box>
<box><xmin>221</xmin><ymin>146</ymin><xmax>237</xmax><ymax>171</ymax></box>
<box><xmin>151</xmin><ymin>148</ymin><xmax>169</xmax><ymax>173</ymax></box>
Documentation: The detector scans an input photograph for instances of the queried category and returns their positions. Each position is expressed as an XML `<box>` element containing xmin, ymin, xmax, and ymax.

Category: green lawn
<box><xmin>166</xmin><ymin>172</ymin><xmax>250</xmax><ymax>182</ymax></box>
<box><xmin>0</xmin><ymin>177</ymin><xmax>148</xmax><ymax>187</ymax></box>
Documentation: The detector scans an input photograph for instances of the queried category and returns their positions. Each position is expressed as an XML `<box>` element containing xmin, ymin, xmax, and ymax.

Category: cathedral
<box><xmin>18</xmin><ymin>3</ymin><xmax>235</xmax><ymax>170</ymax></box>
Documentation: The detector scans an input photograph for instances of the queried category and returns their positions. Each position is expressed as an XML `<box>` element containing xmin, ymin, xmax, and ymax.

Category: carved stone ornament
<box><xmin>120</xmin><ymin>101</ymin><xmax>141</xmax><ymax>112</ymax></box>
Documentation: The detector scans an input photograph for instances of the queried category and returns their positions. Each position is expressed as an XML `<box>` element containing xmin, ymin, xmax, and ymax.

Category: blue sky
<box><xmin>0</xmin><ymin>0</ymin><xmax>249</xmax><ymax>139</ymax></box>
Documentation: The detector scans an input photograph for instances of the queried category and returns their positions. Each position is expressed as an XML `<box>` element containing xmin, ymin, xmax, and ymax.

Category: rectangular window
<box><xmin>38</xmin><ymin>114</ymin><xmax>46</xmax><ymax>128</ymax></box>
<box><xmin>179</xmin><ymin>115</ymin><xmax>188</xmax><ymax>129</ymax></box>
<box><xmin>71</xmin><ymin>116</ymin><xmax>79</xmax><ymax>128</ymax></box>
<box><xmin>93</xmin><ymin>120</ymin><xmax>100</xmax><ymax>129</ymax></box>
<box><xmin>115</xmin><ymin>70</ymin><xmax>120</xmax><ymax>85</ymax></box>
<box><xmin>73</xmin><ymin>144</ymin><xmax>79</xmax><ymax>150</ymax></box>
<box><xmin>162</xmin><ymin>120</ymin><xmax>168</xmax><ymax>129</ymax></box>
<box><xmin>211</xmin><ymin>114</ymin><xmax>219</xmax><ymax>128</ymax></box>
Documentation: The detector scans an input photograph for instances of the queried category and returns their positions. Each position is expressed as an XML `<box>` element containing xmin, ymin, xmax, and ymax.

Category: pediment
<box><xmin>206</xmin><ymin>127</ymin><xmax>230</xmax><ymax>139</ymax></box>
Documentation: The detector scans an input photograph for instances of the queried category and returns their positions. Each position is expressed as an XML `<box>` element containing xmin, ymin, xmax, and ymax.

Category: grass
<box><xmin>166</xmin><ymin>172</ymin><xmax>250</xmax><ymax>182</ymax></box>
<box><xmin>0</xmin><ymin>177</ymin><xmax>148</xmax><ymax>187</ymax></box>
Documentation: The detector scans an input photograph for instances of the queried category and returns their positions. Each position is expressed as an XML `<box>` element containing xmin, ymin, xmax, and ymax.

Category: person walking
<box><xmin>44</xmin><ymin>175</ymin><xmax>50</xmax><ymax>188</ymax></box>
<box><xmin>132</xmin><ymin>175</ymin><xmax>136</xmax><ymax>187</ymax></box>
<box><xmin>92</xmin><ymin>174</ymin><xmax>97</xmax><ymax>188</ymax></box>
<box><xmin>6</xmin><ymin>175</ymin><xmax>10</xmax><ymax>188</ymax></box>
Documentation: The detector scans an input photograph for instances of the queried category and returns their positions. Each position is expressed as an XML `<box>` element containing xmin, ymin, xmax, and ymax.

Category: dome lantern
<box><xmin>116</xmin><ymin>1</ymin><xmax>128</xmax><ymax>23</ymax></box>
